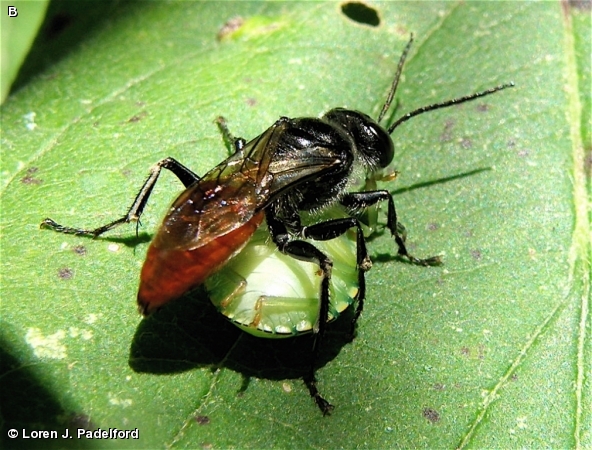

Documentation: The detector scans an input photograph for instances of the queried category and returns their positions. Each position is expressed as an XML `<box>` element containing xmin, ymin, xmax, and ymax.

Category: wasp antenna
<box><xmin>377</xmin><ymin>33</ymin><xmax>414</xmax><ymax>124</ymax></box>
<box><xmin>387</xmin><ymin>81</ymin><xmax>515</xmax><ymax>134</ymax></box>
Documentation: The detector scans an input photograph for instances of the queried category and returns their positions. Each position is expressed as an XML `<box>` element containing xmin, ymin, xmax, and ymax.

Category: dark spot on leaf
<box><xmin>433</xmin><ymin>383</ymin><xmax>445</xmax><ymax>391</ymax></box>
<box><xmin>423</xmin><ymin>408</ymin><xmax>440</xmax><ymax>423</ymax></box>
<box><xmin>478</xmin><ymin>344</ymin><xmax>485</xmax><ymax>360</ymax></box>
<box><xmin>470</xmin><ymin>249</ymin><xmax>482</xmax><ymax>260</ymax></box>
<box><xmin>568</xmin><ymin>0</ymin><xmax>591</xmax><ymax>11</ymax></box>
<box><xmin>127</xmin><ymin>111</ymin><xmax>147</xmax><ymax>123</ymax></box>
<box><xmin>246</xmin><ymin>97</ymin><xmax>257</xmax><ymax>107</ymax></box>
<box><xmin>45</xmin><ymin>13</ymin><xmax>73</xmax><ymax>40</ymax></box>
<box><xmin>395</xmin><ymin>25</ymin><xmax>409</xmax><ymax>36</ymax></box>
<box><xmin>73</xmin><ymin>245</ymin><xmax>87</xmax><ymax>256</ymax></box>
<box><xmin>21</xmin><ymin>176</ymin><xmax>42</xmax><ymax>185</ymax></box>
<box><xmin>511</xmin><ymin>374</ymin><xmax>518</xmax><ymax>381</ymax></box>
<box><xmin>21</xmin><ymin>167</ymin><xmax>42</xmax><ymax>185</ymax></box>
<box><xmin>341</xmin><ymin>2</ymin><xmax>380</xmax><ymax>27</ymax></box>
<box><xmin>426</xmin><ymin>222</ymin><xmax>439</xmax><ymax>231</ymax></box>
<box><xmin>464</xmin><ymin>229</ymin><xmax>474</xmax><ymax>238</ymax></box>
<box><xmin>460</xmin><ymin>347</ymin><xmax>470</xmax><ymax>356</ymax></box>
<box><xmin>440</xmin><ymin>120</ymin><xmax>454</xmax><ymax>142</ymax></box>
<box><xmin>460</xmin><ymin>137</ymin><xmax>472</xmax><ymax>149</ymax></box>
<box><xmin>202</xmin><ymin>443</ymin><xmax>213</xmax><ymax>450</ymax></box>
<box><xmin>195</xmin><ymin>415</ymin><xmax>210</xmax><ymax>425</ymax></box>
<box><xmin>517</xmin><ymin>149</ymin><xmax>530</xmax><ymax>158</ymax></box>
<box><xmin>507</xmin><ymin>139</ymin><xmax>516</xmax><ymax>148</ymax></box>
<box><xmin>217</xmin><ymin>16</ymin><xmax>244</xmax><ymax>40</ymax></box>
<box><xmin>476</xmin><ymin>103</ymin><xmax>490</xmax><ymax>112</ymax></box>
<box><xmin>58</xmin><ymin>268</ymin><xmax>73</xmax><ymax>280</ymax></box>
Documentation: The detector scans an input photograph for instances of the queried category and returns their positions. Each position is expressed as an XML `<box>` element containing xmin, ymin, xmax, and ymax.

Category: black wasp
<box><xmin>42</xmin><ymin>35</ymin><xmax>513</xmax><ymax>414</ymax></box>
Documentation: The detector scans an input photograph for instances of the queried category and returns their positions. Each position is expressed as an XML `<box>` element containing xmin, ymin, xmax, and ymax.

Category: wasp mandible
<box><xmin>42</xmin><ymin>35</ymin><xmax>513</xmax><ymax>414</ymax></box>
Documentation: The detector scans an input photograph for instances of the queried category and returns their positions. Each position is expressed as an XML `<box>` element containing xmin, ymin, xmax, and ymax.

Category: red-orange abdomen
<box><xmin>137</xmin><ymin>211</ymin><xmax>264</xmax><ymax>315</ymax></box>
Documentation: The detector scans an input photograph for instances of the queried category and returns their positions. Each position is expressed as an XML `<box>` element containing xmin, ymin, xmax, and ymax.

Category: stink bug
<box><xmin>42</xmin><ymin>35</ymin><xmax>513</xmax><ymax>414</ymax></box>
<box><xmin>205</xmin><ymin>207</ymin><xmax>360</xmax><ymax>338</ymax></box>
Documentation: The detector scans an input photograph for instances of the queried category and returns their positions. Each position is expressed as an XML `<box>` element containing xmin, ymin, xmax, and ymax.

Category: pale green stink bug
<box><xmin>205</xmin><ymin>209</ymin><xmax>360</xmax><ymax>338</ymax></box>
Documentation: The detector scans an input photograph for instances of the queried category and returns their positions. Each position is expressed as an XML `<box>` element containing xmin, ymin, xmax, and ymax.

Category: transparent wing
<box><xmin>152</xmin><ymin>117</ymin><xmax>345</xmax><ymax>251</ymax></box>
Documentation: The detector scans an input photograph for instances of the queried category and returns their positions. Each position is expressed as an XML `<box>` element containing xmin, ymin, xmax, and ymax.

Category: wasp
<box><xmin>42</xmin><ymin>35</ymin><xmax>513</xmax><ymax>414</ymax></box>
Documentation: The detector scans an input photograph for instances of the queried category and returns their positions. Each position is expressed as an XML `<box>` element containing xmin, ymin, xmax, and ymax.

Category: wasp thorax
<box><xmin>323</xmin><ymin>108</ymin><xmax>394</xmax><ymax>170</ymax></box>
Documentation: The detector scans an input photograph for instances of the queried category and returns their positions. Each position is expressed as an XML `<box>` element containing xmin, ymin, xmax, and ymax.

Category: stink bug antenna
<box><xmin>377</xmin><ymin>34</ymin><xmax>414</xmax><ymax>124</ymax></box>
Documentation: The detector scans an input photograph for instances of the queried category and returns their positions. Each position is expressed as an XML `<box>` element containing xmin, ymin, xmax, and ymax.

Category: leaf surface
<box><xmin>1</xmin><ymin>2</ymin><xmax>590</xmax><ymax>449</ymax></box>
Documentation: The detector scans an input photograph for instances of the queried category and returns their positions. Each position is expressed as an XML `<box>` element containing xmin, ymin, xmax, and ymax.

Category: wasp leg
<box><xmin>265</xmin><ymin>213</ymin><xmax>337</xmax><ymax>414</ymax></box>
<box><xmin>266</xmin><ymin>211</ymin><xmax>373</xmax><ymax>413</ymax></box>
<box><xmin>41</xmin><ymin>157</ymin><xmax>200</xmax><ymax>237</ymax></box>
<box><xmin>341</xmin><ymin>191</ymin><xmax>442</xmax><ymax>266</ymax></box>
<box><xmin>299</xmin><ymin>218</ymin><xmax>371</xmax><ymax>337</ymax></box>
<box><xmin>287</xmin><ymin>240</ymin><xmax>334</xmax><ymax>415</ymax></box>
<box><xmin>215</xmin><ymin>116</ymin><xmax>246</xmax><ymax>154</ymax></box>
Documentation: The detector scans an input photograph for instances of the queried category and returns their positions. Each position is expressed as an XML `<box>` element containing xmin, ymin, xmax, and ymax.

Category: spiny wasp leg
<box><xmin>341</xmin><ymin>191</ymin><xmax>442</xmax><ymax>266</ymax></box>
<box><xmin>300</xmin><ymin>217</ymin><xmax>371</xmax><ymax>336</ymax></box>
<box><xmin>265</xmin><ymin>211</ymin><xmax>338</xmax><ymax>412</ymax></box>
<box><xmin>267</xmin><ymin>210</ymin><xmax>376</xmax><ymax>413</ymax></box>
<box><xmin>304</xmin><ymin>372</ymin><xmax>335</xmax><ymax>416</ymax></box>
<box><xmin>215</xmin><ymin>116</ymin><xmax>246</xmax><ymax>154</ymax></box>
<box><xmin>41</xmin><ymin>157</ymin><xmax>200</xmax><ymax>238</ymax></box>
<box><xmin>281</xmin><ymin>239</ymin><xmax>335</xmax><ymax>413</ymax></box>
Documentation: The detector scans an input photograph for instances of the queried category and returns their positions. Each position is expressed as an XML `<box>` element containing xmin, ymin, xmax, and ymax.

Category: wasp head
<box><xmin>323</xmin><ymin>108</ymin><xmax>394</xmax><ymax>170</ymax></box>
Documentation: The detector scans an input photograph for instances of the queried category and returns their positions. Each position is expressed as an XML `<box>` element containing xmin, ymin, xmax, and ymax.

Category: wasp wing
<box><xmin>151</xmin><ymin>117</ymin><xmax>347</xmax><ymax>251</ymax></box>
<box><xmin>150</xmin><ymin>120</ymin><xmax>285</xmax><ymax>251</ymax></box>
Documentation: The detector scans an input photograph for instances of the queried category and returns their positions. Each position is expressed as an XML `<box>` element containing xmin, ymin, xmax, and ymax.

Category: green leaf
<box><xmin>0</xmin><ymin>0</ymin><xmax>49</xmax><ymax>103</ymax></box>
<box><xmin>1</xmin><ymin>2</ymin><xmax>590</xmax><ymax>449</ymax></box>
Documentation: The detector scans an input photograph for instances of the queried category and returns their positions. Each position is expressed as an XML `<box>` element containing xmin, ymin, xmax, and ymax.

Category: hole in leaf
<box><xmin>341</xmin><ymin>2</ymin><xmax>380</xmax><ymax>27</ymax></box>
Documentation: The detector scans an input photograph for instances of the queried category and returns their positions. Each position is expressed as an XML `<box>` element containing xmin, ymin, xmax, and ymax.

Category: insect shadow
<box><xmin>366</xmin><ymin>166</ymin><xmax>492</xmax><ymax>263</ymax></box>
<box><xmin>98</xmin><ymin>231</ymin><xmax>152</xmax><ymax>248</ymax></box>
<box><xmin>128</xmin><ymin>287</ymin><xmax>354</xmax><ymax>385</ymax></box>
<box><xmin>127</xmin><ymin>167</ymin><xmax>490</xmax><ymax>393</ymax></box>
<box><xmin>391</xmin><ymin>167</ymin><xmax>492</xmax><ymax>197</ymax></box>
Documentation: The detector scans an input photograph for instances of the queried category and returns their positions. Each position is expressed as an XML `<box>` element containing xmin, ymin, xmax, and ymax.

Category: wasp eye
<box><xmin>324</xmin><ymin>108</ymin><xmax>394</xmax><ymax>169</ymax></box>
<box><xmin>360</xmin><ymin>120</ymin><xmax>394</xmax><ymax>168</ymax></box>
